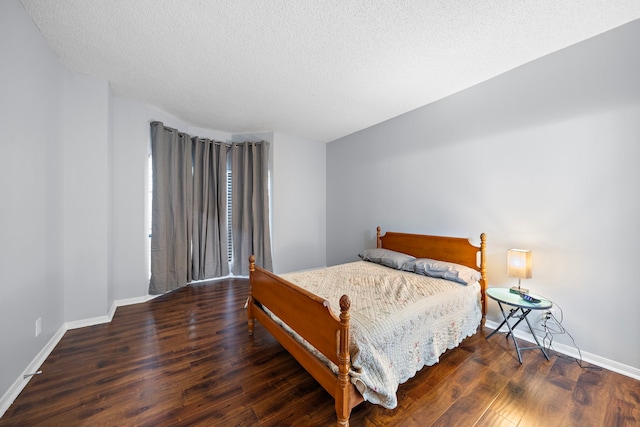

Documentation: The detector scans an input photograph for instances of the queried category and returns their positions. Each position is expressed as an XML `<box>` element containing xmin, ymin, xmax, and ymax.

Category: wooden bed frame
<box><xmin>247</xmin><ymin>227</ymin><xmax>487</xmax><ymax>426</ymax></box>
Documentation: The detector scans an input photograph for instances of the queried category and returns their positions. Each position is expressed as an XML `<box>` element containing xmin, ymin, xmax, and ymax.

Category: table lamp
<box><xmin>508</xmin><ymin>249</ymin><xmax>532</xmax><ymax>294</ymax></box>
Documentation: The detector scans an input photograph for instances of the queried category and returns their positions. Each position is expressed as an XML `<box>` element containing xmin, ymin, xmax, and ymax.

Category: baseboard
<box><xmin>111</xmin><ymin>294</ymin><xmax>160</xmax><ymax>312</ymax></box>
<box><xmin>484</xmin><ymin>319</ymin><xmax>640</xmax><ymax>381</ymax></box>
<box><xmin>64</xmin><ymin>314</ymin><xmax>111</xmax><ymax>330</ymax></box>
<box><xmin>65</xmin><ymin>294</ymin><xmax>160</xmax><ymax>330</ymax></box>
<box><xmin>0</xmin><ymin>325</ymin><xmax>66</xmax><ymax>417</ymax></box>
<box><xmin>0</xmin><ymin>294</ymin><xmax>160</xmax><ymax>418</ymax></box>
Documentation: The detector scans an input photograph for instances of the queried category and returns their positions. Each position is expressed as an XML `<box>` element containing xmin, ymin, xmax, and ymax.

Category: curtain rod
<box><xmin>152</xmin><ymin>121</ymin><xmax>268</xmax><ymax>146</ymax></box>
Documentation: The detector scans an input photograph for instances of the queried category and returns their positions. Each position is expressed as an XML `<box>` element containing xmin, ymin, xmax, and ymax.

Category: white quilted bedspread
<box><xmin>279</xmin><ymin>261</ymin><xmax>481</xmax><ymax>409</ymax></box>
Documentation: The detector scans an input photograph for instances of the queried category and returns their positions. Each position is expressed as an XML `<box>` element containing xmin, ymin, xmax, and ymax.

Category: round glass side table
<box><xmin>485</xmin><ymin>287</ymin><xmax>552</xmax><ymax>363</ymax></box>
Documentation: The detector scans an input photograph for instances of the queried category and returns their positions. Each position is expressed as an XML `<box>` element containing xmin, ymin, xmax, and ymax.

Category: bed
<box><xmin>247</xmin><ymin>227</ymin><xmax>487</xmax><ymax>426</ymax></box>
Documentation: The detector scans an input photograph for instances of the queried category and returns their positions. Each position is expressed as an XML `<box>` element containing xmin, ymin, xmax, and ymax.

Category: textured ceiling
<box><xmin>19</xmin><ymin>1</ymin><xmax>640</xmax><ymax>142</ymax></box>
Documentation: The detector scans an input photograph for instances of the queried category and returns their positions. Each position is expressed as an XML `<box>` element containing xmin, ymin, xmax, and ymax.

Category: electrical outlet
<box><xmin>540</xmin><ymin>307</ymin><xmax>557</xmax><ymax>322</ymax></box>
<box><xmin>35</xmin><ymin>317</ymin><xmax>42</xmax><ymax>337</ymax></box>
<box><xmin>540</xmin><ymin>310</ymin><xmax>551</xmax><ymax>322</ymax></box>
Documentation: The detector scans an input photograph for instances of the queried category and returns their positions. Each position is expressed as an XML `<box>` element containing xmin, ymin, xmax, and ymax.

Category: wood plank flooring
<box><xmin>1</xmin><ymin>278</ymin><xmax>638</xmax><ymax>426</ymax></box>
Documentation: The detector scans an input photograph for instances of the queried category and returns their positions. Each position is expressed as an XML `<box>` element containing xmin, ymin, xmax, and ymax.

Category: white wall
<box><xmin>63</xmin><ymin>72</ymin><xmax>111</xmax><ymax>320</ymax></box>
<box><xmin>0</xmin><ymin>0</ymin><xmax>66</xmax><ymax>401</ymax></box>
<box><xmin>272</xmin><ymin>132</ymin><xmax>327</xmax><ymax>274</ymax></box>
<box><xmin>327</xmin><ymin>20</ymin><xmax>640</xmax><ymax>372</ymax></box>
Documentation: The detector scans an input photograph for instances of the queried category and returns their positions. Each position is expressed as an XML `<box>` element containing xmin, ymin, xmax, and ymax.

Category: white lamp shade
<box><xmin>507</xmin><ymin>249</ymin><xmax>532</xmax><ymax>279</ymax></box>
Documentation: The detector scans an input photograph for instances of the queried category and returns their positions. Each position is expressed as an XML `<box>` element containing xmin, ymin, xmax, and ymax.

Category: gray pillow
<box><xmin>359</xmin><ymin>248</ymin><xmax>415</xmax><ymax>270</ymax></box>
<box><xmin>402</xmin><ymin>258</ymin><xmax>481</xmax><ymax>285</ymax></box>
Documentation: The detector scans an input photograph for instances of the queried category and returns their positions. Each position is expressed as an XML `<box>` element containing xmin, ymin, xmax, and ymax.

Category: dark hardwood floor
<box><xmin>1</xmin><ymin>278</ymin><xmax>638</xmax><ymax>426</ymax></box>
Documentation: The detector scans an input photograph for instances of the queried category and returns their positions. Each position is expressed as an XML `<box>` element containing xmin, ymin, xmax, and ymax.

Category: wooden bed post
<box><xmin>376</xmin><ymin>226</ymin><xmax>382</xmax><ymax>248</ymax></box>
<box><xmin>247</xmin><ymin>255</ymin><xmax>255</xmax><ymax>336</ymax></box>
<box><xmin>479</xmin><ymin>233</ymin><xmax>487</xmax><ymax>327</ymax></box>
<box><xmin>336</xmin><ymin>295</ymin><xmax>352</xmax><ymax>427</ymax></box>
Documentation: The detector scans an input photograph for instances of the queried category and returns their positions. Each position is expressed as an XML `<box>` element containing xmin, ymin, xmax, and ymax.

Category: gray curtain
<box><xmin>149</xmin><ymin>122</ymin><xmax>193</xmax><ymax>294</ymax></box>
<box><xmin>231</xmin><ymin>141</ymin><xmax>273</xmax><ymax>275</ymax></box>
<box><xmin>149</xmin><ymin>122</ymin><xmax>270</xmax><ymax>293</ymax></box>
<box><xmin>191</xmin><ymin>137</ymin><xmax>229</xmax><ymax>281</ymax></box>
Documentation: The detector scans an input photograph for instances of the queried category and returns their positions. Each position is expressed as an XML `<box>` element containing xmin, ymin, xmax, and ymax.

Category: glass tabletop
<box><xmin>486</xmin><ymin>287</ymin><xmax>552</xmax><ymax>310</ymax></box>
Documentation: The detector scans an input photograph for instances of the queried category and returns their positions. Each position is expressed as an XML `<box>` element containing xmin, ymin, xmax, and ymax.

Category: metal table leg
<box><xmin>519</xmin><ymin>313</ymin><xmax>550</xmax><ymax>360</ymax></box>
<box><xmin>486</xmin><ymin>301</ymin><xmax>550</xmax><ymax>363</ymax></box>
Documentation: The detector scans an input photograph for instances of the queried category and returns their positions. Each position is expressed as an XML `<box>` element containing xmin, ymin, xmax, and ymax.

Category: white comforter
<box><xmin>279</xmin><ymin>261</ymin><xmax>481</xmax><ymax>409</ymax></box>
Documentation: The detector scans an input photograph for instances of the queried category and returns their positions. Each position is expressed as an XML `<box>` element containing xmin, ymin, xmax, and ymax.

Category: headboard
<box><xmin>376</xmin><ymin>226</ymin><xmax>487</xmax><ymax>319</ymax></box>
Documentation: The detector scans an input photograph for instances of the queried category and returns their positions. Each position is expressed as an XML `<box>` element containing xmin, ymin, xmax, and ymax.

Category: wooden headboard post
<box><xmin>376</xmin><ymin>226</ymin><xmax>382</xmax><ymax>248</ymax></box>
<box><xmin>480</xmin><ymin>233</ymin><xmax>487</xmax><ymax>326</ymax></box>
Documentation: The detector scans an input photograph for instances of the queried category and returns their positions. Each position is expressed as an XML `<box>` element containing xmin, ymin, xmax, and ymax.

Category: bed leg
<box><xmin>248</xmin><ymin>255</ymin><xmax>256</xmax><ymax>336</ymax></box>
<box><xmin>247</xmin><ymin>296</ymin><xmax>255</xmax><ymax>336</ymax></box>
<box><xmin>335</xmin><ymin>395</ymin><xmax>351</xmax><ymax>426</ymax></box>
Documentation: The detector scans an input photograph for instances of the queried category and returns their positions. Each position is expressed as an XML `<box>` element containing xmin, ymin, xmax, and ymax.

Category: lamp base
<box><xmin>510</xmin><ymin>286</ymin><xmax>529</xmax><ymax>295</ymax></box>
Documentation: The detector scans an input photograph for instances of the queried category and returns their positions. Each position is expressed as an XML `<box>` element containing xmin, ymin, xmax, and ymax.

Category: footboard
<box><xmin>247</xmin><ymin>256</ymin><xmax>363</xmax><ymax>426</ymax></box>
